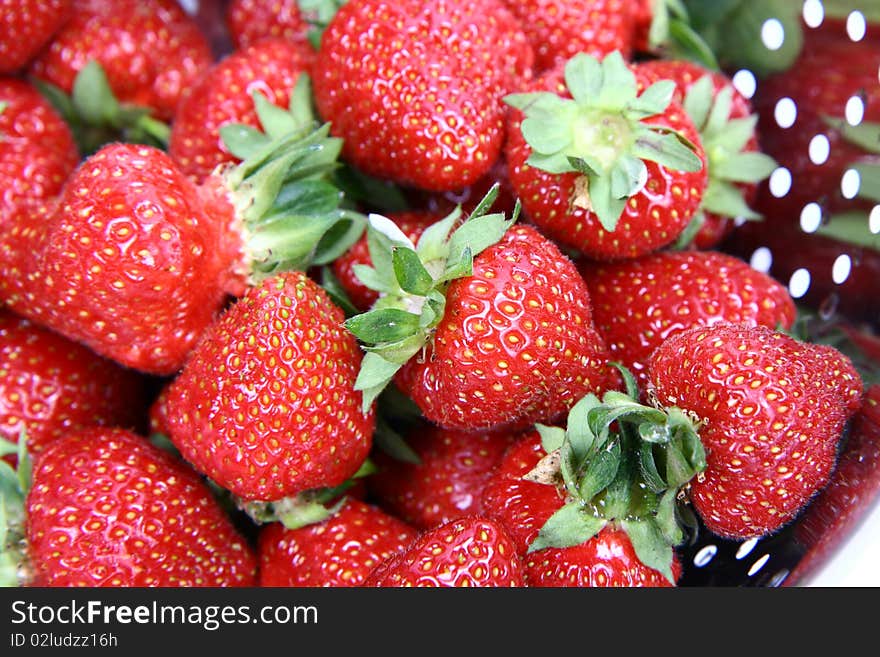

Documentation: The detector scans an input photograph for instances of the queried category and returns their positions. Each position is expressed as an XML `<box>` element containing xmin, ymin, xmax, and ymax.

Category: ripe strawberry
<box><xmin>480</xmin><ymin>428</ymin><xmax>682</xmax><ymax>587</ymax></box>
<box><xmin>499</xmin><ymin>0</ymin><xmax>636</xmax><ymax>73</ymax></box>
<box><xmin>168</xmin><ymin>37</ymin><xmax>315</xmax><ymax>182</ymax></box>
<box><xmin>331</xmin><ymin>210</ymin><xmax>439</xmax><ymax>312</ymax></box>
<box><xmin>648</xmin><ymin>323</ymin><xmax>863</xmax><ymax>539</ymax></box>
<box><xmin>6</xmin><ymin>427</ymin><xmax>257</xmax><ymax>587</ymax></box>
<box><xmin>0</xmin><ymin>78</ymin><xmax>79</xmax><ymax>218</ymax></box>
<box><xmin>0</xmin><ymin>309</ymin><xmax>146</xmax><ymax>458</ymax></box>
<box><xmin>259</xmin><ymin>498</ymin><xmax>417</xmax><ymax>587</ymax></box>
<box><xmin>579</xmin><ymin>250</ymin><xmax>796</xmax><ymax>393</ymax></box>
<box><xmin>312</xmin><ymin>0</ymin><xmax>534</xmax><ymax>191</ymax></box>
<box><xmin>788</xmin><ymin>384</ymin><xmax>880</xmax><ymax>585</ymax></box>
<box><xmin>363</xmin><ymin>515</ymin><xmax>526</xmax><ymax>587</ymax></box>
<box><xmin>0</xmin><ymin>0</ymin><xmax>71</xmax><ymax>74</ymax></box>
<box><xmin>636</xmin><ymin>59</ymin><xmax>776</xmax><ymax>249</ymax></box>
<box><xmin>505</xmin><ymin>52</ymin><xmax>707</xmax><ymax>261</ymax></box>
<box><xmin>345</xmin><ymin>198</ymin><xmax>618</xmax><ymax>432</ymax></box>
<box><xmin>162</xmin><ymin>272</ymin><xmax>375</xmax><ymax>503</ymax></box>
<box><xmin>226</xmin><ymin>0</ymin><xmax>313</xmax><ymax>51</ymax></box>
<box><xmin>368</xmin><ymin>424</ymin><xmax>516</xmax><ymax>530</ymax></box>
<box><xmin>29</xmin><ymin>0</ymin><xmax>213</xmax><ymax>121</ymax></box>
<box><xmin>1</xmin><ymin>98</ymin><xmax>358</xmax><ymax>374</ymax></box>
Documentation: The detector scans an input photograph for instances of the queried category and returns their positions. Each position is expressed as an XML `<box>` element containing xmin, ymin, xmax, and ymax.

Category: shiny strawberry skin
<box><xmin>395</xmin><ymin>224</ymin><xmax>618</xmax><ymax>431</ymax></box>
<box><xmin>580</xmin><ymin>250</ymin><xmax>796</xmax><ymax>394</ymax></box>
<box><xmin>636</xmin><ymin>58</ymin><xmax>758</xmax><ymax>249</ymax></box>
<box><xmin>368</xmin><ymin>424</ymin><xmax>516</xmax><ymax>530</ymax></box>
<box><xmin>332</xmin><ymin>210</ymin><xmax>438</xmax><ymax>312</ymax></box>
<box><xmin>648</xmin><ymin>324</ymin><xmax>863</xmax><ymax>539</ymax></box>
<box><xmin>226</xmin><ymin>0</ymin><xmax>313</xmax><ymax>51</ymax></box>
<box><xmin>0</xmin><ymin>0</ymin><xmax>71</xmax><ymax>74</ymax></box>
<box><xmin>163</xmin><ymin>272</ymin><xmax>375</xmax><ymax>502</ymax></box>
<box><xmin>364</xmin><ymin>515</ymin><xmax>526</xmax><ymax>587</ymax></box>
<box><xmin>259</xmin><ymin>499</ymin><xmax>417</xmax><ymax>587</ymax></box>
<box><xmin>499</xmin><ymin>0</ymin><xmax>635</xmax><ymax>73</ymax></box>
<box><xmin>480</xmin><ymin>432</ymin><xmax>679</xmax><ymax>586</ymax></box>
<box><xmin>5</xmin><ymin>143</ymin><xmax>246</xmax><ymax>375</ymax></box>
<box><xmin>0</xmin><ymin>78</ymin><xmax>79</xmax><ymax>218</ymax></box>
<box><xmin>506</xmin><ymin>64</ymin><xmax>707</xmax><ymax>261</ymax></box>
<box><xmin>169</xmin><ymin>37</ymin><xmax>315</xmax><ymax>182</ymax></box>
<box><xmin>0</xmin><ymin>310</ymin><xmax>146</xmax><ymax>456</ymax></box>
<box><xmin>312</xmin><ymin>0</ymin><xmax>533</xmax><ymax>192</ymax></box>
<box><xmin>26</xmin><ymin>427</ymin><xmax>258</xmax><ymax>587</ymax></box>
<box><xmin>789</xmin><ymin>384</ymin><xmax>880</xmax><ymax>585</ymax></box>
<box><xmin>29</xmin><ymin>0</ymin><xmax>213</xmax><ymax>120</ymax></box>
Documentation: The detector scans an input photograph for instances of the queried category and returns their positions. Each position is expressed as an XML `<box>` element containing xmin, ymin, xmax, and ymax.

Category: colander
<box><xmin>179</xmin><ymin>0</ymin><xmax>880</xmax><ymax>588</ymax></box>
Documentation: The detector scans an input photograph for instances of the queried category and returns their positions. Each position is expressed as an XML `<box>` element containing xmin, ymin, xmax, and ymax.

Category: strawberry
<box><xmin>579</xmin><ymin>250</ymin><xmax>796</xmax><ymax>394</ymax></box>
<box><xmin>331</xmin><ymin>210</ymin><xmax>439</xmax><ymax>312</ymax></box>
<box><xmin>168</xmin><ymin>37</ymin><xmax>315</xmax><ymax>182</ymax></box>
<box><xmin>368</xmin><ymin>424</ymin><xmax>516</xmax><ymax>530</ymax></box>
<box><xmin>344</xmin><ymin>196</ymin><xmax>618</xmax><ymax>432</ymax></box>
<box><xmin>161</xmin><ymin>271</ymin><xmax>375</xmax><ymax>503</ymax></box>
<box><xmin>0</xmin><ymin>78</ymin><xmax>79</xmax><ymax>219</ymax></box>
<box><xmin>648</xmin><ymin>323</ymin><xmax>863</xmax><ymax>539</ymax></box>
<box><xmin>226</xmin><ymin>0</ymin><xmax>313</xmax><ymax>51</ymax></box>
<box><xmin>788</xmin><ymin>384</ymin><xmax>880</xmax><ymax>585</ymax></box>
<box><xmin>0</xmin><ymin>309</ymin><xmax>146</xmax><ymax>458</ymax></box>
<box><xmin>1</xmin><ymin>95</ymin><xmax>360</xmax><ymax>374</ymax></box>
<box><xmin>0</xmin><ymin>0</ymin><xmax>71</xmax><ymax>74</ymax></box>
<box><xmin>1</xmin><ymin>427</ymin><xmax>257</xmax><ymax>587</ymax></box>
<box><xmin>504</xmin><ymin>52</ymin><xmax>707</xmax><ymax>261</ymax></box>
<box><xmin>498</xmin><ymin>0</ymin><xmax>636</xmax><ymax>73</ymax></box>
<box><xmin>636</xmin><ymin>59</ymin><xmax>777</xmax><ymax>249</ymax></box>
<box><xmin>259</xmin><ymin>498</ymin><xmax>417</xmax><ymax>587</ymax></box>
<box><xmin>312</xmin><ymin>0</ymin><xmax>534</xmax><ymax>192</ymax></box>
<box><xmin>363</xmin><ymin>515</ymin><xmax>526</xmax><ymax>587</ymax></box>
<box><xmin>29</xmin><ymin>0</ymin><xmax>213</xmax><ymax>122</ymax></box>
<box><xmin>480</xmin><ymin>426</ymin><xmax>683</xmax><ymax>587</ymax></box>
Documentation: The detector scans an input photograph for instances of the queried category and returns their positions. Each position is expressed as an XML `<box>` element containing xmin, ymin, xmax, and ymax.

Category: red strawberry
<box><xmin>1</xmin><ymin>98</ymin><xmax>356</xmax><ymax>374</ymax></box>
<box><xmin>648</xmin><ymin>323</ymin><xmax>863</xmax><ymax>539</ymax></box>
<box><xmin>505</xmin><ymin>52</ymin><xmax>707</xmax><ymax>261</ymax></box>
<box><xmin>168</xmin><ymin>37</ymin><xmax>315</xmax><ymax>182</ymax></box>
<box><xmin>29</xmin><ymin>0</ymin><xmax>213</xmax><ymax>121</ymax></box>
<box><xmin>0</xmin><ymin>78</ymin><xmax>79</xmax><ymax>218</ymax></box>
<box><xmin>368</xmin><ymin>424</ymin><xmax>516</xmax><ymax>530</ymax></box>
<box><xmin>0</xmin><ymin>309</ymin><xmax>146</xmax><ymax>458</ymax></box>
<box><xmin>788</xmin><ymin>384</ymin><xmax>880</xmax><ymax>585</ymax></box>
<box><xmin>312</xmin><ymin>0</ymin><xmax>534</xmax><ymax>191</ymax></box>
<box><xmin>162</xmin><ymin>272</ymin><xmax>375</xmax><ymax>502</ymax></box>
<box><xmin>12</xmin><ymin>427</ymin><xmax>257</xmax><ymax>587</ymax></box>
<box><xmin>579</xmin><ymin>250</ymin><xmax>796</xmax><ymax>394</ymax></box>
<box><xmin>331</xmin><ymin>210</ymin><xmax>439</xmax><ymax>312</ymax></box>
<box><xmin>259</xmin><ymin>498</ymin><xmax>417</xmax><ymax>587</ymax></box>
<box><xmin>363</xmin><ymin>515</ymin><xmax>526</xmax><ymax>587</ymax></box>
<box><xmin>345</xmin><ymin>200</ymin><xmax>618</xmax><ymax>432</ymax></box>
<box><xmin>499</xmin><ymin>0</ymin><xmax>636</xmax><ymax>73</ymax></box>
<box><xmin>0</xmin><ymin>0</ymin><xmax>71</xmax><ymax>74</ymax></box>
<box><xmin>226</xmin><ymin>0</ymin><xmax>313</xmax><ymax>51</ymax></box>
<box><xmin>480</xmin><ymin>430</ymin><xmax>682</xmax><ymax>587</ymax></box>
<box><xmin>636</xmin><ymin>59</ymin><xmax>776</xmax><ymax>249</ymax></box>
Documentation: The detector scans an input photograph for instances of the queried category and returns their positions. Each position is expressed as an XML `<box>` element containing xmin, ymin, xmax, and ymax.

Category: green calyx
<box><xmin>219</xmin><ymin>75</ymin><xmax>366</xmax><ymax>281</ymax></box>
<box><xmin>297</xmin><ymin>0</ymin><xmax>348</xmax><ymax>48</ymax></box>
<box><xmin>239</xmin><ymin>459</ymin><xmax>376</xmax><ymax>530</ymax></box>
<box><xmin>0</xmin><ymin>433</ymin><xmax>33</xmax><ymax>588</ymax></box>
<box><xmin>34</xmin><ymin>60</ymin><xmax>170</xmax><ymax>156</ymax></box>
<box><xmin>504</xmin><ymin>51</ymin><xmax>703</xmax><ymax>232</ymax></box>
<box><xmin>526</xmin><ymin>366</ymin><xmax>706</xmax><ymax>585</ymax></box>
<box><xmin>344</xmin><ymin>185</ymin><xmax>519</xmax><ymax>412</ymax></box>
<box><xmin>675</xmin><ymin>74</ymin><xmax>778</xmax><ymax>246</ymax></box>
<box><xmin>646</xmin><ymin>0</ymin><xmax>720</xmax><ymax>70</ymax></box>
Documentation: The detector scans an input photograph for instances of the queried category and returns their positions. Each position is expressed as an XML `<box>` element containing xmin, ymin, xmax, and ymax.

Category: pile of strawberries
<box><xmin>0</xmin><ymin>0</ymin><xmax>878</xmax><ymax>588</ymax></box>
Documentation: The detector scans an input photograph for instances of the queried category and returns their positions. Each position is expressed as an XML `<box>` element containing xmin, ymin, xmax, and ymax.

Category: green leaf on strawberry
<box><xmin>504</xmin><ymin>51</ymin><xmax>703</xmax><ymax>232</ymax></box>
<box><xmin>0</xmin><ymin>432</ymin><xmax>32</xmax><ymax>587</ymax></box>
